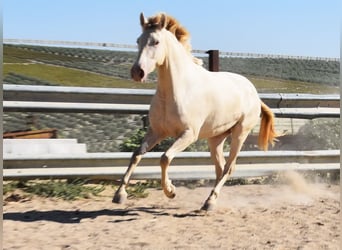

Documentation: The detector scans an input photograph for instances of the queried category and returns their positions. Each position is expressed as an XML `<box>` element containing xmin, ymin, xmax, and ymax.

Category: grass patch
<box><xmin>4</xmin><ymin>44</ymin><xmax>339</xmax><ymax>93</ymax></box>
<box><xmin>4</xmin><ymin>179</ymin><xmax>162</xmax><ymax>201</ymax></box>
<box><xmin>3</xmin><ymin>45</ymin><xmax>86</xmax><ymax>64</ymax></box>
<box><xmin>3</xmin><ymin>179</ymin><xmax>105</xmax><ymax>200</ymax></box>
<box><xmin>3</xmin><ymin>63</ymin><xmax>156</xmax><ymax>88</ymax></box>
<box><xmin>126</xmin><ymin>180</ymin><xmax>161</xmax><ymax>199</ymax></box>
<box><xmin>4</xmin><ymin>62</ymin><xmax>337</xmax><ymax>93</ymax></box>
<box><xmin>3</xmin><ymin>181</ymin><xmax>26</xmax><ymax>194</ymax></box>
<box><xmin>249</xmin><ymin>76</ymin><xmax>339</xmax><ymax>94</ymax></box>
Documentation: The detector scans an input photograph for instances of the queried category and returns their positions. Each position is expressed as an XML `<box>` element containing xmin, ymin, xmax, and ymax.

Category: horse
<box><xmin>113</xmin><ymin>12</ymin><xmax>278</xmax><ymax>211</ymax></box>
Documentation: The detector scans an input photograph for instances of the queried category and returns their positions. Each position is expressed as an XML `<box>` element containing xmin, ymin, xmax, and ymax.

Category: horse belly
<box><xmin>198</xmin><ymin>112</ymin><xmax>241</xmax><ymax>139</ymax></box>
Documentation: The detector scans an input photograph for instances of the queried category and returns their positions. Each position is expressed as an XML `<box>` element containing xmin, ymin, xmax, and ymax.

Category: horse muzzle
<box><xmin>131</xmin><ymin>63</ymin><xmax>145</xmax><ymax>82</ymax></box>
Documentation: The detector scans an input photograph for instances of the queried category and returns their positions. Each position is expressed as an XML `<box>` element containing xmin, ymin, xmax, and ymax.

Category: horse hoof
<box><xmin>164</xmin><ymin>184</ymin><xmax>176</xmax><ymax>199</ymax></box>
<box><xmin>200</xmin><ymin>201</ymin><xmax>216</xmax><ymax>211</ymax></box>
<box><xmin>112</xmin><ymin>189</ymin><xmax>127</xmax><ymax>204</ymax></box>
<box><xmin>166</xmin><ymin>192</ymin><xmax>176</xmax><ymax>199</ymax></box>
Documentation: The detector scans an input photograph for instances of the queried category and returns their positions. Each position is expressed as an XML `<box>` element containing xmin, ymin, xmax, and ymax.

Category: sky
<box><xmin>3</xmin><ymin>0</ymin><xmax>341</xmax><ymax>58</ymax></box>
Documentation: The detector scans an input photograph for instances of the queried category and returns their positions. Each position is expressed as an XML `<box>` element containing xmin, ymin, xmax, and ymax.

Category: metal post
<box><xmin>206</xmin><ymin>50</ymin><xmax>219</xmax><ymax>72</ymax></box>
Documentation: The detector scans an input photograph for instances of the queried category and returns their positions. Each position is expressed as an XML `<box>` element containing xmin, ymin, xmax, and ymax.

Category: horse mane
<box><xmin>145</xmin><ymin>13</ymin><xmax>203</xmax><ymax>65</ymax></box>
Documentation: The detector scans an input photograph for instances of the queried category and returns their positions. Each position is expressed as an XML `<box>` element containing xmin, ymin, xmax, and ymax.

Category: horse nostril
<box><xmin>131</xmin><ymin>64</ymin><xmax>145</xmax><ymax>81</ymax></box>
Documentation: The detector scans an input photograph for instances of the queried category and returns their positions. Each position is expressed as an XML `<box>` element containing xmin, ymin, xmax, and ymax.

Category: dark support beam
<box><xmin>206</xmin><ymin>50</ymin><xmax>219</xmax><ymax>72</ymax></box>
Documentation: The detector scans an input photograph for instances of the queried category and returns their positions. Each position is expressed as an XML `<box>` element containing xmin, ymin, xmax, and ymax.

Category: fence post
<box><xmin>206</xmin><ymin>50</ymin><xmax>219</xmax><ymax>72</ymax></box>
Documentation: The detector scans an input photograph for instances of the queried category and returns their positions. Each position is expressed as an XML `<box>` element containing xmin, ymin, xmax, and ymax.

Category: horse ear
<box><xmin>140</xmin><ymin>12</ymin><xmax>147</xmax><ymax>28</ymax></box>
<box><xmin>159</xmin><ymin>13</ymin><xmax>167</xmax><ymax>29</ymax></box>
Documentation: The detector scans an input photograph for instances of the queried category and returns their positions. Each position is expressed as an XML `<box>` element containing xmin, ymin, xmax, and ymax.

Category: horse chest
<box><xmin>149</xmin><ymin>97</ymin><xmax>191</xmax><ymax>136</ymax></box>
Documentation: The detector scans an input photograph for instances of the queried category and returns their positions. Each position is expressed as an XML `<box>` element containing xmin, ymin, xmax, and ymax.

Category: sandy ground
<box><xmin>3</xmin><ymin>173</ymin><xmax>341</xmax><ymax>250</ymax></box>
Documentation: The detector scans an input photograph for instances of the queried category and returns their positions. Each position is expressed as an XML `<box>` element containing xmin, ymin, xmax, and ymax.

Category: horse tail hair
<box><xmin>258</xmin><ymin>101</ymin><xmax>279</xmax><ymax>151</ymax></box>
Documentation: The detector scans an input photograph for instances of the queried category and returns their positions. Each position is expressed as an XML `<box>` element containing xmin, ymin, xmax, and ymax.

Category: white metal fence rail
<box><xmin>3</xmin><ymin>84</ymin><xmax>340</xmax><ymax>118</ymax></box>
<box><xmin>4</xmin><ymin>150</ymin><xmax>339</xmax><ymax>180</ymax></box>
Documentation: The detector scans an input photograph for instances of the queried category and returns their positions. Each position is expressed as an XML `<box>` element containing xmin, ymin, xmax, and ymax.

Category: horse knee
<box><xmin>138</xmin><ymin>140</ymin><xmax>150</xmax><ymax>155</ymax></box>
<box><xmin>130</xmin><ymin>151</ymin><xmax>142</xmax><ymax>165</ymax></box>
<box><xmin>160</xmin><ymin>153</ymin><xmax>170</xmax><ymax>168</ymax></box>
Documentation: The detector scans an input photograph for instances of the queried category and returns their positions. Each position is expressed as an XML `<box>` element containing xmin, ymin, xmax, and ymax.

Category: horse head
<box><xmin>131</xmin><ymin>12</ymin><xmax>203</xmax><ymax>82</ymax></box>
<box><xmin>131</xmin><ymin>13</ymin><xmax>169</xmax><ymax>82</ymax></box>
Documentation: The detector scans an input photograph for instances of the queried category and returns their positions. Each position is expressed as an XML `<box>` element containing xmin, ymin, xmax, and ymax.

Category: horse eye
<box><xmin>150</xmin><ymin>40</ymin><xmax>159</xmax><ymax>46</ymax></box>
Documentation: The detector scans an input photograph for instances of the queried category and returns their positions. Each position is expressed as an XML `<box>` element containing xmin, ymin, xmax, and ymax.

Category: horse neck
<box><xmin>156</xmin><ymin>32</ymin><xmax>195</xmax><ymax>101</ymax></box>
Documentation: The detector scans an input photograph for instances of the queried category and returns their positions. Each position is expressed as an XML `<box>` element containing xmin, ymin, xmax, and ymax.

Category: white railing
<box><xmin>3</xmin><ymin>84</ymin><xmax>340</xmax><ymax>118</ymax></box>
<box><xmin>4</xmin><ymin>150</ymin><xmax>339</xmax><ymax>180</ymax></box>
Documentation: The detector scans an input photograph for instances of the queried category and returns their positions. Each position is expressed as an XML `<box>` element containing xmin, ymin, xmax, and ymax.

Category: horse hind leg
<box><xmin>160</xmin><ymin>129</ymin><xmax>196</xmax><ymax>199</ymax></box>
<box><xmin>113</xmin><ymin>128</ymin><xmax>163</xmax><ymax>204</ymax></box>
<box><xmin>202</xmin><ymin>124</ymin><xmax>250</xmax><ymax>211</ymax></box>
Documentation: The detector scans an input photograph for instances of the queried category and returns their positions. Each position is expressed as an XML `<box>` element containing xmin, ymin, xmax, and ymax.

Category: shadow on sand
<box><xmin>4</xmin><ymin>206</ymin><xmax>205</xmax><ymax>224</ymax></box>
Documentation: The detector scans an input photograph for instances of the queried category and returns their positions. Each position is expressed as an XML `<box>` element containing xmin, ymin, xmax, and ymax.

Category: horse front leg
<box><xmin>208</xmin><ymin>132</ymin><xmax>230</xmax><ymax>185</ymax></box>
<box><xmin>113</xmin><ymin>128</ymin><xmax>163</xmax><ymax>204</ymax></box>
<box><xmin>160</xmin><ymin>129</ymin><xmax>196</xmax><ymax>199</ymax></box>
<box><xmin>202</xmin><ymin>126</ymin><xmax>250</xmax><ymax>211</ymax></box>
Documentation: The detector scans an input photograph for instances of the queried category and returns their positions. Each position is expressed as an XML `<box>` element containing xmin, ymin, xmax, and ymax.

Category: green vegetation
<box><xmin>4</xmin><ymin>172</ymin><xmax>338</xmax><ymax>202</ymax></box>
<box><xmin>247</xmin><ymin>76</ymin><xmax>339</xmax><ymax>94</ymax></box>
<box><xmin>119</xmin><ymin>128</ymin><xmax>212</xmax><ymax>152</ymax></box>
<box><xmin>119</xmin><ymin>128</ymin><xmax>177</xmax><ymax>152</ymax></box>
<box><xmin>3</xmin><ymin>44</ymin><xmax>339</xmax><ymax>93</ymax></box>
<box><xmin>119</xmin><ymin>128</ymin><xmax>146</xmax><ymax>152</ymax></box>
<box><xmin>120</xmin><ymin>117</ymin><xmax>340</xmax><ymax>152</ymax></box>
<box><xmin>126</xmin><ymin>180</ymin><xmax>161</xmax><ymax>199</ymax></box>
<box><xmin>3</xmin><ymin>179</ymin><xmax>162</xmax><ymax>201</ymax></box>
<box><xmin>3</xmin><ymin>63</ymin><xmax>152</xmax><ymax>88</ymax></box>
<box><xmin>292</xmin><ymin>118</ymin><xmax>340</xmax><ymax>150</ymax></box>
<box><xmin>4</xmin><ymin>44</ymin><xmax>156</xmax><ymax>88</ymax></box>
<box><xmin>4</xmin><ymin>45</ymin><xmax>87</xmax><ymax>63</ymax></box>
<box><xmin>218</xmin><ymin>57</ymin><xmax>340</xmax><ymax>87</ymax></box>
<box><xmin>3</xmin><ymin>179</ymin><xmax>105</xmax><ymax>200</ymax></box>
<box><xmin>4</xmin><ymin>63</ymin><xmax>127</xmax><ymax>87</ymax></box>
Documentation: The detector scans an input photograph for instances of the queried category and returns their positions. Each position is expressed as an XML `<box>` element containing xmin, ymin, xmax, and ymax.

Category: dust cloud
<box><xmin>217</xmin><ymin>170</ymin><xmax>339</xmax><ymax>209</ymax></box>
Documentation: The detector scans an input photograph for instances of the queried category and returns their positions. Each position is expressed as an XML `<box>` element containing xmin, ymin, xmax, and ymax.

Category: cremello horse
<box><xmin>113</xmin><ymin>13</ymin><xmax>278</xmax><ymax>211</ymax></box>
